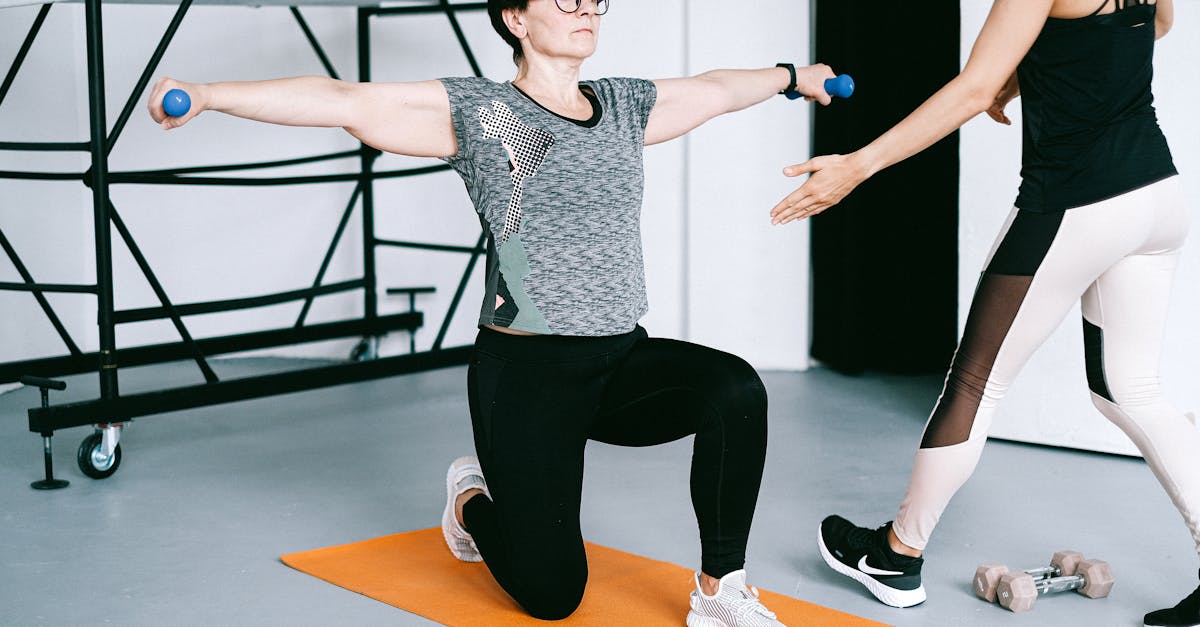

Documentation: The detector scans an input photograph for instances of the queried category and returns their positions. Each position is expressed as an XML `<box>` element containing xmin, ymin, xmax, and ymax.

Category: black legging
<box><xmin>461</xmin><ymin>325</ymin><xmax>768</xmax><ymax>620</ymax></box>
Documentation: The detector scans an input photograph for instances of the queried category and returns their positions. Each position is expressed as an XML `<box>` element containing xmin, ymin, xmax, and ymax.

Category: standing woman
<box><xmin>772</xmin><ymin>0</ymin><xmax>1200</xmax><ymax>624</ymax></box>
<box><xmin>151</xmin><ymin>0</ymin><xmax>836</xmax><ymax>624</ymax></box>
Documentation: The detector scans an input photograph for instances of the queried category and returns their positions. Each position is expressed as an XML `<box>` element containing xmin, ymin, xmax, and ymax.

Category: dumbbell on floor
<box><xmin>974</xmin><ymin>550</ymin><xmax>1084</xmax><ymax>602</ymax></box>
<box><xmin>997</xmin><ymin>559</ymin><xmax>1114</xmax><ymax>612</ymax></box>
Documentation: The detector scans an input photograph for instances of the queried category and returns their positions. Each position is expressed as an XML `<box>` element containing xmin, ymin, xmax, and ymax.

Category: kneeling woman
<box><xmin>150</xmin><ymin>0</ymin><xmax>835</xmax><ymax>623</ymax></box>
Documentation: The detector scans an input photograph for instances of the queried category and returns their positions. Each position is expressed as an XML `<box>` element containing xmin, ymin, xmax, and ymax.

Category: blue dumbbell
<box><xmin>163</xmin><ymin>88</ymin><xmax>191</xmax><ymax>117</ymax></box>
<box><xmin>787</xmin><ymin>74</ymin><xmax>855</xmax><ymax>101</ymax></box>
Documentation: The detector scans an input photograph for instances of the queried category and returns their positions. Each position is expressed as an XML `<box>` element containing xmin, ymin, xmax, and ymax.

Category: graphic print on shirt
<box><xmin>478</xmin><ymin>101</ymin><xmax>556</xmax><ymax>245</ymax></box>
<box><xmin>477</xmin><ymin>101</ymin><xmax>555</xmax><ymax>333</ymax></box>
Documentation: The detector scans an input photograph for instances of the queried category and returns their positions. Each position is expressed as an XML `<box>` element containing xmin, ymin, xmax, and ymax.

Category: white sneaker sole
<box><xmin>817</xmin><ymin>524</ymin><xmax>926</xmax><ymax>608</ymax></box>
<box><xmin>686</xmin><ymin>609</ymin><xmax>782</xmax><ymax>627</ymax></box>
<box><xmin>686</xmin><ymin>611</ymin><xmax>729</xmax><ymax>627</ymax></box>
<box><xmin>442</xmin><ymin>456</ymin><xmax>483</xmax><ymax>562</ymax></box>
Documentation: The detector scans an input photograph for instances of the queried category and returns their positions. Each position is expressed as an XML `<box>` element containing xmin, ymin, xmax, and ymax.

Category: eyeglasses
<box><xmin>554</xmin><ymin>0</ymin><xmax>609</xmax><ymax>16</ymax></box>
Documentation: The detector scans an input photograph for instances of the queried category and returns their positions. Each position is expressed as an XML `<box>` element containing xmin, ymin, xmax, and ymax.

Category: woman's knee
<box><xmin>514</xmin><ymin>569</ymin><xmax>587</xmax><ymax>620</ymax></box>
<box><xmin>1088</xmin><ymin>363</ymin><xmax>1165</xmax><ymax>409</ymax></box>
<box><xmin>704</xmin><ymin>352</ymin><xmax>768</xmax><ymax>419</ymax></box>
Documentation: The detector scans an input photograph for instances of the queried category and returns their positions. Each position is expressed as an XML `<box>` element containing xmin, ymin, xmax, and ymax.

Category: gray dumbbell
<box><xmin>996</xmin><ymin>559</ymin><xmax>1114</xmax><ymax>612</ymax></box>
<box><xmin>974</xmin><ymin>550</ymin><xmax>1083</xmax><ymax>602</ymax></box>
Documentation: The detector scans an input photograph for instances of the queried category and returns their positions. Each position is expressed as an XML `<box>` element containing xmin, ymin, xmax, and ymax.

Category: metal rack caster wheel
<box><xmin>77</xmin><ymin>431</ymin><xmax>122</xmax><ymax>479</ymax></box>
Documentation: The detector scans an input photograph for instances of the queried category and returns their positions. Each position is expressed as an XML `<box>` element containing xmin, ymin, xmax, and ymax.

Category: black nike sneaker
<box><xmin>1145</xmin><ymin>572</ymin><xmax>1200</xmax><ymax>627</ymax></box>
<box><xmin>817</xmin><ymin>515</ymin><xmax>926</xmax><ymax>608</ymax></box>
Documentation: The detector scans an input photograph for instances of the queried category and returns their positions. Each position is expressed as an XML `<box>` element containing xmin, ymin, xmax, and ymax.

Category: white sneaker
<box><xmin>441</xmin><ymin>455</ymin><xmax>489</xmax><ymax>562</ymax></box>
<box><xmin>686</xmin><ymin>569</ymin><xmax>786</xmax><ymax>627</ymax></box>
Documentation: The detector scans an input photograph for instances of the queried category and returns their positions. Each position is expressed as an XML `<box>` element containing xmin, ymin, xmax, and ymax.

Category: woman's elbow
<box><xmin>952</xmin><ymin>73</ymin><xmax>999</xmax><ymax>118</ymax></box>
<box><xmin>1155</xmin><ymin>19</ymin><xmax>1172</xmax><ymax>40</ymax></box>
<box><xmin>961</xmin><ymin>87</ymin><xmax>994</xmax><ymax>119</ymax></box>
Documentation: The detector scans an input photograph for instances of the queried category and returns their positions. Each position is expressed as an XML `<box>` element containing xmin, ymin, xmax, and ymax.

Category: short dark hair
<box><xmin>488</xmin><ymin>0</ymin><xmax>529</xmax><ymax>66</ymax></box>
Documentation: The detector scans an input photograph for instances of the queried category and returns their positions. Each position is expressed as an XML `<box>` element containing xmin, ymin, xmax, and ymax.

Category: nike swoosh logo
<box><xmin>858</xmin><ymin>556</ymin><xmax>904</xmax><ymax>576</ymax></box>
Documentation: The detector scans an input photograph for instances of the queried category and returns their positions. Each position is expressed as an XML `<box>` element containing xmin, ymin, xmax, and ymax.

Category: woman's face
<box><xmin>510</xmin><ymin>0</ymin><xmax>603</xmax><ymax>63</ymax></box>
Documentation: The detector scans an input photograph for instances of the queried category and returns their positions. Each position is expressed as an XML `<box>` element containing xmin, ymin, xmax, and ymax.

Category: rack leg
<box><xmin>31</xmin><ymin>434</ymin><xmax>69</xmax><ymax>490</ymax></box>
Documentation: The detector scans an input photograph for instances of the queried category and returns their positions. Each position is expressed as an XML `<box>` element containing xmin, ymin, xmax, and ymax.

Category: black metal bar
<box><xmin>108</xmin><ymin>202</ymin><xmax>218</xmax><ymax>383</ymax></box>
<box><xmin>385</xmin><ymin>287</ymin><xmax>436</xmax><ymax>354</ymax></box>
<box><xmin>84</xmin><ymin>0</ymin><xmax>120</xmax><ymax>403</ymax></box>
<box><xmin>118</xmin><ymin>149</ymin><xmax>361</xmax><ymax>177</ymax></box>
<box><xmin>106</xmin><ymin>164</ymin><xmax>450</xmax><ymax>187</ymax></box>
<box><xmin>358</xmin><ymin>9</ymin><xmax>378</xmax><ymax>332</ymax></box>
<box><xmin>368</xmin><ymin>2</ymin><xmax>487</xmax><ymax>17</ymax></box>
<box><xmin>441</xmin><ymin>0</ymin><xmax>483</xmax><ymax>77</ymax></box>
<box><xmin>0</xmin><ymin>4</ymin><xmax>52</xmax><ymax>110</ymax></box>
<box><xmin>28</xmin><ymin>345</ymin><xmax>472</xmax><ymax>432</ymax></box>
<box><xmin>290</xmin><ymin>7</ymin><xmax>341</xmax><ymax>80</ymax></box>
<box><xmin>18</xmin><ymin>375</ymin><xmax>67</xmax><ymax>391</ymax></box>
<box><xmin>105</xmin><ymin>0</ymin><xmax>193</xmax><ymax>154</ymax></box>
<box><xmin>375</xmin><ymin>238</ymin><xmax>485</xmax><ymax>255</ymax></box>
<box><xmin>0</xmin><ymin>143</ymin><xmax>90</xmax><ymax>153</ymax></box>
<box><xmin>0</xmin><ymin>281</ymin><xmax>98</xmax><ymax>294</ymax></box>
<box><xmin>2</xmin><ymin>312</ymin><xmax>422</xmax><ymax>384</ymax></box>
<box><xmin>295</xmin><ymin>183</ymin><xmax>362</xmax><ymax>327</ymax></box>
<box><xmin>433</xmin><ymin>231</ymin><xmax>486</xmax><ymax>350</ymax></box>
<box><xmin>409</xmin><ymin>291</ymin><xmax>417</xmax><ymax>352</ymax></box>
<box><xmin>0</xmin><ymin>227</ymin><xmax>84</xmax><ymax>360</ymax></box>
<box><xmin>0</xmin><ymin>170</ymin><xmax>81</xmax><ymax>181</ymax></box>
<box><xmin>114</xmin><ymin>278</ymin><xmax>365</xmax><ymax>324</ymax></box>
<box><xmin>385</xmin><ymin>287</ymin><xmax>437</xmax><ymax>295</ymax></box>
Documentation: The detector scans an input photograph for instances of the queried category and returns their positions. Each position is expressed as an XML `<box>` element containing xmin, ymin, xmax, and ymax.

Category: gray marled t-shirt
<box><xmin>439</xmin><ymin>76</ymin><xmax>657</xmax><ymax>336</ymax></box>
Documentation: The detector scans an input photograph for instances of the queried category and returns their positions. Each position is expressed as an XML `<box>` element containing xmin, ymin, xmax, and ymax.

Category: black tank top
<box><xmin>1014</xmin><ymin>0</ymin><xmax>1176</xmax><ymax>212</ymax></box>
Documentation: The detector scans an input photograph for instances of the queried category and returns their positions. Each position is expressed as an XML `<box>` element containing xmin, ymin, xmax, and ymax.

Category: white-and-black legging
<box><xmin>461</xmin><ymin>325</ymin><xmax>768</xmax><ymax>620</ymax></box>
<box><xmin>893</xmin><ymin>176</ymin><xmax>1200</xmax><ymax>552</ymax></box>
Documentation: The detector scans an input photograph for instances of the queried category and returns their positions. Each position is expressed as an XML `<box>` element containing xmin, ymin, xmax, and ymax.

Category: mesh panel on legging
<box><xmin>920</xmin><ymin>273</ymin><xmax>1035</xmax><ymax>449</ymax></box>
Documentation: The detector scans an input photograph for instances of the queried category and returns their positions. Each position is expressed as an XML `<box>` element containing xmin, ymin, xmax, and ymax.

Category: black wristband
<box><xmin>776</xmin><ymin>62</ymin><xmax>797</xmax><ymax>96</ymax></box>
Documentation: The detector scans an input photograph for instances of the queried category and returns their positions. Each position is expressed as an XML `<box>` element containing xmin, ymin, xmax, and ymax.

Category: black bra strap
<box><xmin>1089</xmin><ymin>0</ymin><xmax>1113</xmax><ymax>16</ymax></box>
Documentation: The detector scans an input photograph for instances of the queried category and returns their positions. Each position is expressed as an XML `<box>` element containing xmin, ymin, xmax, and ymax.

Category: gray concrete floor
<box><xmin>1</xmin><ymin>359</ymin><xmax>1196</xmax><ymax>626</ymax></box>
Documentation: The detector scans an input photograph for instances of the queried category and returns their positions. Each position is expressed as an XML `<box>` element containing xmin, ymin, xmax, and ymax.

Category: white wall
<box><xmin>685</xmin><ymin>0</ymin><xmax>811</xmax><ymax>369</ymax></box>
<box><xmin>958</xmin><ymin>1</ymin><xmax>1200</xmax><ymax>455</ymax></box>
<box><xmin>0</xmin><ymin>1</ymin><xmax>812</xmax><ymax>372</ymax></box>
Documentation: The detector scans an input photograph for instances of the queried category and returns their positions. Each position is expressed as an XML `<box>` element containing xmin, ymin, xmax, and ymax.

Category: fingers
<box><xmin>147</xmin><ymin>76</ymin><xmax>176</xmax><ymax>124</ymax></box>
<box><xmin>770</xmin><ymin>194</ymin><xmax>806</xmax><ymax>224</ymax></box>
<box><xmin>796</xmin><ymin>63</ymin><xmax>836</xmax><ymax>107</ymax></box>
<box><xmin>783</xmin><ymin>160</ymin><xmax>816</xmax><ymax>178</ymax></box>
<box><xmin>783</xmin><ymin>154</ymin><xmax>840</xmax><ymax>177</ymax></box>
<box><xmin>147</xmin><ymin>77</ymin><xmax>199</xmax><ymax>130</ymax></box>
<box><xmin>769</xmin><ymin>181</ymin><xmax>825</xmax><ymax>223</ymax></box>
<box><xmin>816</xmin><ymin>63</ymin><xmax>835</xmax><ymax>106</ymax></box>
<box><xmin>771</xmin><ymin>193</ymin><xmax>826</xmax><ymax>225</ymax></box>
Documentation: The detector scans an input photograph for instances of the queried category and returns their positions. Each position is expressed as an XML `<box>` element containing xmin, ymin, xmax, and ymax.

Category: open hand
<box><xmin>770</xmin><ymin>153</ymin><xmax>868</xmax><ymax>224</ymax></box>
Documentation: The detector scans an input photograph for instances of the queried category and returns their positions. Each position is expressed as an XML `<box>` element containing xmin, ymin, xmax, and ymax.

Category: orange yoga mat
<box><xmin>281</xmin><ymin>528</ymin><xmax>889</xmax><ymax>626</ymax></box>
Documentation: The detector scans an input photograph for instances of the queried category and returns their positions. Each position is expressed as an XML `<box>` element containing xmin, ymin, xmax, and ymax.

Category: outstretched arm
<box><xmin>644</xmin><ymin>63</ymin><xmax>836</xmax><ymax>146</ymax></box>
<box><xmin>146</xmin><ymin>76</ymin><xmax>457</xmax><ymax>158</ymax></box>
<box><xmin>770</xmin><ymin>0</ymin><xmax>1053</xmax><ymax>224</ymax></box>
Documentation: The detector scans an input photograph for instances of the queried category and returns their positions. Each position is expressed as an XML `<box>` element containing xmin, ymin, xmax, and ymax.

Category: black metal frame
<box><xmin>1</xmin><ymin>1</ymin><xmax>489</xmax><ymax>445</ymax></box>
